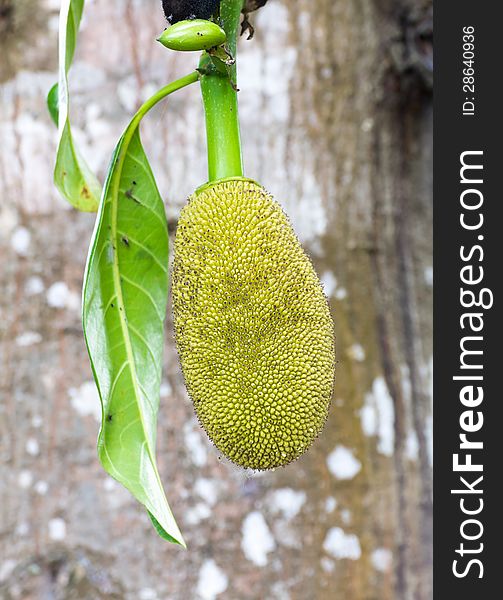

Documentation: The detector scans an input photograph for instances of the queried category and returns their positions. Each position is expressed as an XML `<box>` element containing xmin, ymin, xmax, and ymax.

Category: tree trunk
<box><xmin>0</xmin><ymin>0</ymin><xmax>432</xmax><ymax>598</ymax></box>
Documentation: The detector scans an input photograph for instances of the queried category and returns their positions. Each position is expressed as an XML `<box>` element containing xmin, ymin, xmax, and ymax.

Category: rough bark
<box><xmin>0</xmin><ymin>0</ymin><xmax>432</xmax><ymax>598</ymax></box>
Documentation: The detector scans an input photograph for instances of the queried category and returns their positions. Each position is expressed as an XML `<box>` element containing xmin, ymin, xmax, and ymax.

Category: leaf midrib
<box><xmin>109</xmin><ymin>127</ymin><xmax>161</xmax><ymax>479</ymax></box>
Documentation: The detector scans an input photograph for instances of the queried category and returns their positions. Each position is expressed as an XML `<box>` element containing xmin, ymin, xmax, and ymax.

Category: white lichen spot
<box><xmin>371</xmin><ymin>548</ymin><xmax>393</xmax><ymax>572</ymax></box>
<box><xmin>85</xmin><ymin>102</ymin><xmax>102</xmax><ymax>123</ymax></box>
<box><xmin>185</xmin><ymin>503</ymin><xmax>211</xmax><ymax>526</ymax></box>
<box><xmin>34</xmin><ymin>480</ymin><xmax>49</xmax><ymax>495</ymax></box>
<box><xmin>25</xmin><ymin>276</ymin><xmax>44</xmax><ymax>296</ymax></box>
<box><xmin>320</xmin><ymin>557</ymin><xmax>335</xmax><ymax>573</ymax></box>
<box><xmin>405</xmin><ymin>430</ymin><xmax>419</xmax><ymax>460</ymax></box>
<box><xmin>323</xmin><ymin>527</ymin><xmax>361</xmax><ymax>560</ymax></box>
<box><xmin>42</xmin><ymin>373</ymin><xmax>55</xmax><ymax>393</ymax></box>
<box><xmin>69</xmin><ymin>381</ymin><xmax>101</xmax><ymax>421</ymax></box>
<box><xmin>139</xmin><ymin>588</ymin><xmax>157</xmax><ymax>600</ymax></box>
<box><xmin>196</xmin><ymin>559</ymin><xmax>228</xmax><ymax>600</ymax></box>
<box><xmin>16</xmin><ymin>332</ymin><xmax>42</xmax><ymax>347</ymax></box>
<box><xmin>194</xmin><ymin>478</ymin><xmax>219</xmax><ymax>507</ymax></box>
<box><xmin>347</xmin><ymin>344</ymin><xmax>365</xmax><ymax>362</ymax></box>
<box><xmin>359</xmin><ymin>404</ymin><xmax>376</xmax><ymax>437</ymax></box>
<box><xmin>426</xmin><ymin>414</ymin><xmax>433</xmax><ymax>466</ymax></box>
<box><xmin>10</xmin><ymin>227</ymin><xmax>31</xmax><ymax>256</ymax></box>
<box><xmin>67</xmin><ymin>292</ymin><xmax>81</xmax><ymax>312</ymax></box>
<box><xmin>46</xmin><ymin>281</ymin><xmax>69</xmax><ymax>308</ymax></box>
<box><xmin>18</xmin><ymin>470</ymin><xmax>33</xmax><ymax>489</ymax></box>
<box><xmin>321</xmin><ymin>271</ymin><xmax>337</xmax><ymax>297</ymax></box>
<box><xmin>361</xmin><ymin>377</ymin><xmax>395</xmax><ymax>456</ymax></box>
<box><xmin>15</xmin><ymin>522</ymin><xmax>29</xmax><ymax>537</ymax></box>
<box><xmin>327</xmin><ymin>446</ymin><xmax>361</xmax><ymax>480</ymax></box>
<box><xmin>31</xmin><ymin>415</ymin><xmax>43</xmax><ymax>428</ymax></box>
<box><xmin>183</xmin><ymin>421</ymin><xmax>208</xmax><ymax>467</ymax></box>
<box><xmin>324</xmin><ymin>497</ymin><xmax>337</xmax><ymax>513</ymax></box>
<box><xmin>361</xmin><ymin>117</ymin><xmax>374</xmax><ymax>132</ymax></box>
<box><xmin>285</xmin><ymin>171</ymin><xmax>327</xmax><ymax>245</ymax></box>
<box><xmin>159</xmin><ymin>380</ymin><xmax>172</xmax><ymax>397</ymax></box>
<box><xmin>46</xmin><ymin>282</ymin><xmax>80</xmax><ymax>311</ymax></box>
<box><xmin>26</xmin><ymin>438</ymin><xmax>40</xmax><ymax>456</ymax></box>
<box><xmin>269</xmin><ymin>581</ymin><xmax>291</xmax><ymax>600</ymax></box>
<box><xmin>271</xmin><ymin>519</ymin><xmax>301</xmax><ymax>549</ymax></box>
<box><xmin>48</xmin><ymin>13</ymin><xmax>59</xmax><ymax>31</ymax></box>
<box><xmin>117</xmin><ymin>77</ymin><xmax>138</xmax><ymax>113</ymax></box>
<box><xmin>269</xmin><ymin>488</ymin><xmax>306</xmax><ymax>520</ymax></box>
<box><xmin>335</xmin><ymin>287</ymin><xmax>347</xmax><ymax>301</ymax></box>
<box><xmin>48</xmin><ymin>518</ymin><xmax>66</xmax><ymax>541</ymax></box>
<box><xmin>424</xmin><ymin>266</ymin><xmax>433</xmax><ymax>287</ymax></box>
<box><xmin>0</xmin><ymin>205</ymin><xmax>17</xmax><ymax>238</ymax></box>
<box><xmin>103</xmin><ymin>478</ymin><xmax>117</xmax><ymax>492</ymax></box>
<box><xmin>241</xmin><ymin>511</ymin><xmax>276</xmax><ymax>567</ymax></box>
<box><xmin>0</xmin><ymin>560</ymin><xmax>16</xmax><ymax>583</ymax></box>
<box><xmin>340</xmin><ymin>509</ymin><xmax>352</xmax><ymax>525</ymax></box>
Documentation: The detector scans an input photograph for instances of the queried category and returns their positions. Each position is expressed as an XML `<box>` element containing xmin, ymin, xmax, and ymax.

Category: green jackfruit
<box><xmin>172</xmin><ymin>178</ymin><xmax>335</xmax><ymax>470</ymax></box>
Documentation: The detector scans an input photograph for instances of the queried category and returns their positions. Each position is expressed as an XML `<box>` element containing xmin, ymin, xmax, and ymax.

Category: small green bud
<box><xmin>157</xmin><ymin>19</ymin><xmax>226</xmax><ymax>52</ymax></box>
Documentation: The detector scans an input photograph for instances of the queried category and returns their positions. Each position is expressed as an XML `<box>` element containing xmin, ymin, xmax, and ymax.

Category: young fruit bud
<box><xmin>158</xmin><ymin>19</ymin><xmax>226</xmax><ymax>51</ymax></box>
<box><xmin>172</xmin><ymin>178</ymin><xmax>335</xmax><ymax>470</ymax></box>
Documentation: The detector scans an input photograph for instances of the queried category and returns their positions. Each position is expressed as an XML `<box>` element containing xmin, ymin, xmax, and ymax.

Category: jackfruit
<box><xmin>172</xmin><ymin>178</ymin><xmax>335</xmax><ymax>470</ymax></box>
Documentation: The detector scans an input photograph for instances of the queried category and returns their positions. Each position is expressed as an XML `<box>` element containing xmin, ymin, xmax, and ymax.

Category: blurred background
<box><xmin>0</xmin><ymin>0</ymin><xmax>432</xmax><ymax>598</ymax></box>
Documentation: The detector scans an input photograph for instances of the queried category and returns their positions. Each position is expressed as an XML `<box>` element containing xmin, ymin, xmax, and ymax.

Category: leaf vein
<box><xmin>119</xmin><ymin>416</ymin><xmax>141</xmax><ymax>447</ymax></box>
<box><xmin>117</xmin><ymin>231</ymin><xmax>167</xmax><ymax>273</ymax></box>
<box><xmin>120</xmin><ymin>274</ymin><xmax>165</xmax><ymax>323</ymax></box>
<box><xmin>108</xmin><ymin>360</ymin><xmax>128</xmax><ymax>401</ymax></box>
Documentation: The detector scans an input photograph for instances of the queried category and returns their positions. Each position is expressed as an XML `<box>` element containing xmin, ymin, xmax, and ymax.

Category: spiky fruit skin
<box><xmin>172</xmin><ymin>179</ymin><xmax>335</xmax><ymax>470</ymax></box>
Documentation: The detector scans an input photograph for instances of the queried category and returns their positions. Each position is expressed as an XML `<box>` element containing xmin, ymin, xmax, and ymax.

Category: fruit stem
<box><xmin>199</xmin><ymin>0</ymin><xmax>244</xmax><ymax>182</ymax></box>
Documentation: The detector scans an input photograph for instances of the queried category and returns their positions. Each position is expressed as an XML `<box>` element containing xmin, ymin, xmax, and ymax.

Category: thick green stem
<box><xmin>199</xmin><ymin>0</ymin><xmax>244</xmax><ymax>182</ymax></box>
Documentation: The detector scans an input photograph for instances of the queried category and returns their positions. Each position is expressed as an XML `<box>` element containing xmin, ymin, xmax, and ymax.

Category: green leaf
<box><xmin>148</xmin><ymin>512</ymin><xmax>181</xmax><ymax>544</ymax></box>
<box><xmin>82</xmin><ymin>73</ymin><xmax>199</xmax><ymax>546</ymax></box>
<box><xmin>82</xmin><ymin>127</ymin><xmax>184</xmax><ymax>546</ymax></box>
<box><xmin>47</xmin><ymin>83</ymin><xmax>59</xmax><ymax>126</ymax></box>
<box><xmin>54</xmin><ymin>0</ymin><xmax>100</xmax><ymax>212</ymax></box>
